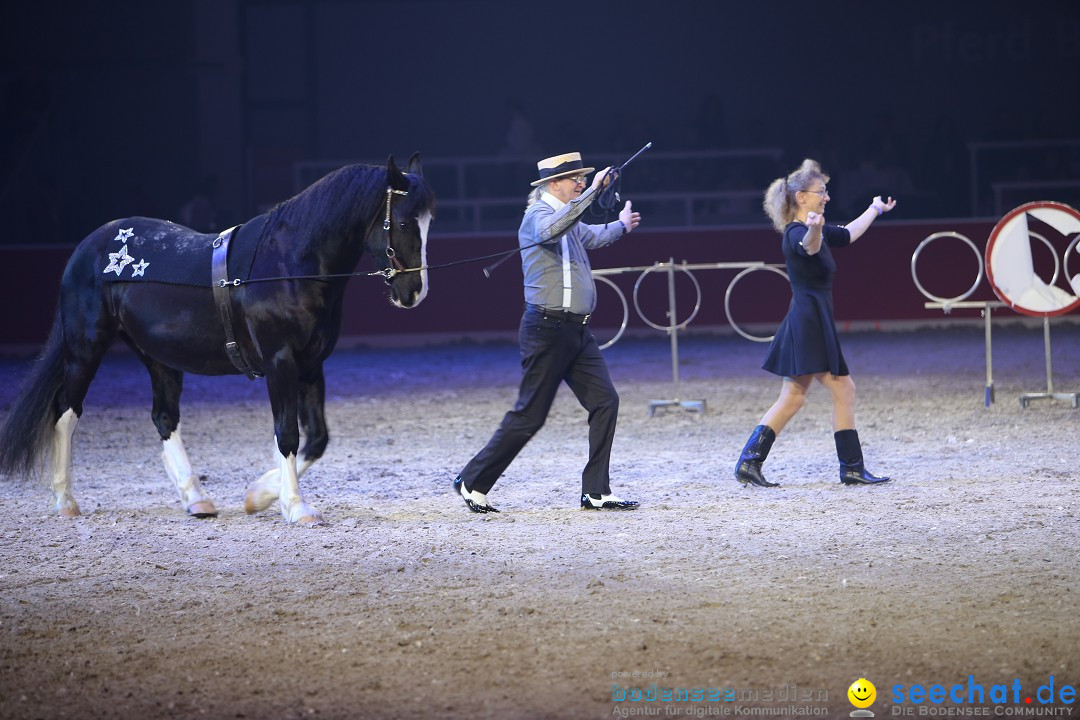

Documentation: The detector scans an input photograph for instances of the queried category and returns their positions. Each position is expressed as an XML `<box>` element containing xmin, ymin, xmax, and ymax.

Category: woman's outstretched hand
<box><xmin>872</xmin><ymin>196</ymin><xmax>897</xmax><ymax>214</ymax></box>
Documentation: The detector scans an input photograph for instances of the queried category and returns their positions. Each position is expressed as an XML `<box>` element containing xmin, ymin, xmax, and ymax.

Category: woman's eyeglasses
<box><xmin>802</xmin><ymin>187</ymin><xmax>829</xmax><ymax>196</ymax></box>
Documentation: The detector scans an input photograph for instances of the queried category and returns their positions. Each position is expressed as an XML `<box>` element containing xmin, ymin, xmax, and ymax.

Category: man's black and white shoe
<box><xmin>580</xmin><ymin>493</ymin><xmax>639</xmax><ymax>511</ymax></box>
<box><xmin>453</xmin><ymin>476</ymin><xmax>499</xmax><ymax>514</ymax></box>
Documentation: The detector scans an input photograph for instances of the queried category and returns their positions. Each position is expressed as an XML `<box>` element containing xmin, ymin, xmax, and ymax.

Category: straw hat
<box><xmin>530</xmin><ymin>152</ymin><xmax>595</xmax><ymax>187</ymax></box>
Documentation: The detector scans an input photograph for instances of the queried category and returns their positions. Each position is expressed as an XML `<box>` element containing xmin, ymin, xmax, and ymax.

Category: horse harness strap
<box><xmin>212</xmin><ymin>226</ymin><xmax>264</xmax><ymax>380</ymax></box>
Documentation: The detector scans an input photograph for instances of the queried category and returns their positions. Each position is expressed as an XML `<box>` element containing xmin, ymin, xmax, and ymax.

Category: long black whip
<box><xmin>481</xmin><ymin>142</ymin><xmax>652</xmax><ymax>278</ymax></box>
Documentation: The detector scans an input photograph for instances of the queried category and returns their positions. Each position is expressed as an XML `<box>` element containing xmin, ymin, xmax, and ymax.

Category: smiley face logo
<box><xmin>848</xmin><ymin>678</ymin><xmax>877</xmax><ymax>708</ymax></box>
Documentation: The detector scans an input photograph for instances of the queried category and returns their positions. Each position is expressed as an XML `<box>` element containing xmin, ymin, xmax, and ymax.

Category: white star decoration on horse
<box><xmin>103</xmin><ymin>244</ymin><xmax>135</xmax><ymax>275</ymax></box>
<box><xmin>131</xmin><ymin>259</ymin><xmax>150</xmax><ymax>277</ymax></box>
<box><xmin>114</xmin><ymin>227</ymin><xmax>134</xmax><ymax>243</ymax></box>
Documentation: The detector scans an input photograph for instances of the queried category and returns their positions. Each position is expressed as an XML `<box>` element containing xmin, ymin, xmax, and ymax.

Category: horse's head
<box><xmin>379</xmin><ymin>153</ymin><xmax>435</xmax><ymax>309</ymax></box>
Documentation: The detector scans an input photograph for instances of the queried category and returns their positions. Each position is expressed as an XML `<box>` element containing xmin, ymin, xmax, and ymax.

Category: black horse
<box><xmin>0</xmin><ymin>155</ymin><xmax>434</xmax><ymax>524</ymax></box>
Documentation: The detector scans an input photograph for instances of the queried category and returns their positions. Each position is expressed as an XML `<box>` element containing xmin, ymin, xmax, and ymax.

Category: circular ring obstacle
<box><xmin>910</xmin><ymin>231</ymin><xmax>984</xmax><ymax>305</ymax></box>
<box><xmin>632</xmin><ymin>263</ymin><xmax>702</xmax><ymax>332</ymax></box>
<box><xmin>724</xmin><ymin>265</ymin><xmax>790</xmax><ymax>342</ymax></box>
<box><xmin>593</xmin><ymin>274</ymin><xmax>629</xmax><ymax>350</ymax></box>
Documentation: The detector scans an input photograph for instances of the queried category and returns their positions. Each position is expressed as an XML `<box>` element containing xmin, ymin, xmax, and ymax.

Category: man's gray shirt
<box><xmin>518</xmin><ymin>186</ymin><xmax>626</xmax><ymax>314</ymax></box>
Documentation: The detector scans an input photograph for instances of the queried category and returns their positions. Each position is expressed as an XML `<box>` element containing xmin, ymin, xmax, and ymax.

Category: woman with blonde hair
<box><xmin>735</xmin><ymin>159</ymin><xmax>895</xmax><ymax>488</ymax></box>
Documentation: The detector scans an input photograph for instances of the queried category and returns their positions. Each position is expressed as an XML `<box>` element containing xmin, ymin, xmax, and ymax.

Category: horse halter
<box><xmin>378</xmin><ymin>186</ymin><xmax>411</xmax><ymax>285</ymax></box>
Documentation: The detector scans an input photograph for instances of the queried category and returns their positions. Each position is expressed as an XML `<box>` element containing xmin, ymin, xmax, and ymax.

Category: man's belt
<box><xmin>527</xmin><ymin>304</ymin><xmax>591</xmax><ymax>325</ymax></box>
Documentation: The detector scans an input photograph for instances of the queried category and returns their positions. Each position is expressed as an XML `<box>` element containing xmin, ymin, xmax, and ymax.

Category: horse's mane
<box><xmin>269</xmin><ymin>164</ymin><xmax>434</xmax><ymax>237</ymax></box>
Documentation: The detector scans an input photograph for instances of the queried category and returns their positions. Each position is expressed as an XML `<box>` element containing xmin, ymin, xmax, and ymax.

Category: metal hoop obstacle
<box><xmin>592</xmin><ymin>259</ymin><xmax>787</xmax><ymax>415</ymax></box>
<box><xmin>911</xmin><ymin>226</ymin><xmax>1078</xmax><ymax>408</ymax></box>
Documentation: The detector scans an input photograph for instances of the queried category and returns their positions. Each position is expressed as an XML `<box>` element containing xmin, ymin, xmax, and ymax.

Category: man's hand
<box><xmin>591</xmin><ymin>167</ymin><xmax>614</xmax><ymax>190</ymax></box>
<box><xmin>619</xmin><ymin>200</ymin><xmax>641</xmax><ymax>233</ymax></box>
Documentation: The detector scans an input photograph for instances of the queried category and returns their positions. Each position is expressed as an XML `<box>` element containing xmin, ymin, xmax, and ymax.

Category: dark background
<box><xmin>3</xmin><ymin>0</ymin><xmax>1079</xmax><ymax>240</ymax></box>
<box><xmin>1</xmin><ymin>1</ymin><xmax>1078</xmax><ymax>346</ymax></box>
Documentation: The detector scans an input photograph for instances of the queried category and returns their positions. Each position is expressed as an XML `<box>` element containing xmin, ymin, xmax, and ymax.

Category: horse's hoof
<box><xmin>244</xmin><ymin>472</ymin><xmax>281</xmax><ymax>515</ymax></box>
<box><xmin>186</xmin><ymin>500</ymin><xmax>218</xmax><ymax>518</ymax></box>
<box><xmin>244</xmin><ymin>493</ymin><xmax>275</xmax><ymax>515</ymax></box>
<box><xmin>280</xmin><ymin>499</ymin><xmax>323</xmax><ymax>526</ymax></box>
<box><xmin>244</xmin><ymin>487</ymin><xmax>278</xmax><ymax>515</ymax></box>
<box><xmin>59</xmin><ymin>504</ymin><xmax>81</xmax><ymax>518</ymax></box>
<box><xmin>51</xmin><ymin>494</ymin><xmax>81</xmax><ymax>518</ymax></box>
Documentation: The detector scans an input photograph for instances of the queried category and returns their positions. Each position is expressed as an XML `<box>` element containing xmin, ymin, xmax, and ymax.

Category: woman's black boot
<box><xmin>835</xmin><ymin>429</ymin><xmax>890</xmax><ymax>485</ymax></box>
<box><xmin>734</xmin><ymin>425</ymin><xmax>779</xmax><ymax>487</ymax></box>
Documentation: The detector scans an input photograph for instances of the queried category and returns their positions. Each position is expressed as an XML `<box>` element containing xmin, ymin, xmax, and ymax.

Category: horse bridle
<box><xmin>371</xmin><ymin>186</ymin><xmax>527</xmax><ymax>284</ymax></box>
<box><xmin>376</xmin><ymin>186</ymin><xmax>411</xmax><ymax>285</ymax></box>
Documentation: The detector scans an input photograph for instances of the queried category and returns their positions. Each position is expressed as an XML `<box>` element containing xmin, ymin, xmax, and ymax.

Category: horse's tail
<box><xmin>0</xmin><ymin>313</ymin><xmax>65</xmax><ymax>480</ymax></box>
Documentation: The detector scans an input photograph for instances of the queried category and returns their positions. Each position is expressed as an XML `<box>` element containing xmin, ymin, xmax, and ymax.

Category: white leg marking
<box><xmin>161</xmin><ymin>424</ymin><xmax>217</xmax><ymax>517</ymax></box>
<box><xmin>245</xmin><ymin>438</ymin><xmax>316</xmax><ymax>515</ymax></box>
<box><xmin>244</xmin><ymin>465</ymin><xmax>282</xmax><ymax>515</ymax></box>
<box><xmin>297</xmin><ymin>454</ymin><xmax>315</xmax><ymax>476</ymax></box>
<box><xmin>274</xmin><ymin>439</ymin><xmax>322</xmax><ymax>525</ymax></box>
<box><xmin>49</xmin><ymin>409</ymin><xmax>80</xmax><ymax>517</ymax></box>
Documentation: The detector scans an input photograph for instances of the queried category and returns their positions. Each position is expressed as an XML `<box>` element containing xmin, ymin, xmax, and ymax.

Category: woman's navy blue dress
<box><xmin>761</xmin><ymin>222</ymin><xmax>852</xmax><ymax>377</ymax></box>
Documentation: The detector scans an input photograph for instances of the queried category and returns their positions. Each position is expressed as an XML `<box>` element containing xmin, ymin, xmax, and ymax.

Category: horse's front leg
<box><xmin>270</xmin><ymin>440</ymin><xmax>322</xmax><ymax>525</ymax></box>
<box><xmin>245</xmin><ymin>369</ymin><xmax>327</xmax><ymax>517</ymax></box>
<box><xmin>251</xmin><ymin>359</ymin><xmax>322</xmax><ymax>525</ymax></box>
<box><xmin>243</xmin><ymin>444</ymin><xmax>319</xmax><ymax>515</ymax></box>
<box><xmin>49</xmin><ymin>408</ymin><xmax>81</xmax><ymax>517</ymax></box>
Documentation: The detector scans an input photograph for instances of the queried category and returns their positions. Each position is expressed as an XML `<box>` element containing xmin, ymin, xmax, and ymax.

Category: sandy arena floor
<box><xmin>1</xmin><ymin>323</ymin><xmax>1078</xmax><ymax>720</ymax></box>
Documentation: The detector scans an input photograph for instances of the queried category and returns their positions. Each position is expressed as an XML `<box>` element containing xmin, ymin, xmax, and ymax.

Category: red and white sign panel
<box><xmin>985</xmin><ymin>201</ymin><xmax>1080</xmax><ymax>317</ymax></box>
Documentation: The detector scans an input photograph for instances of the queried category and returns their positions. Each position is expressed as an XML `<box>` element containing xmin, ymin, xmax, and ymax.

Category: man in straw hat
<box><xmin>453</xmin><ymin>152</ymin><xmax>642</xmax><ymax>513</ymax></box>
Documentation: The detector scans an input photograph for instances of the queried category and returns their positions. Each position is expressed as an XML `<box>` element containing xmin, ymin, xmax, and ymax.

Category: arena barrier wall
<box><xmin>0</xmin><ymin>219</ymin><xmax>1023</xmax><ymax>350</ymax></box>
